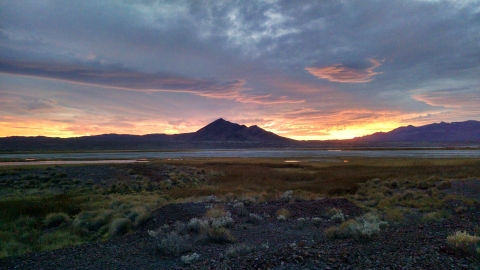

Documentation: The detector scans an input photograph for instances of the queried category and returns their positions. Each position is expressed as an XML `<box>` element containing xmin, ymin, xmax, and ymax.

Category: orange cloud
<box><xmin>305</xmin><ymin>59</ymin><xmax>382</xmax><ymax>83</ymax></box>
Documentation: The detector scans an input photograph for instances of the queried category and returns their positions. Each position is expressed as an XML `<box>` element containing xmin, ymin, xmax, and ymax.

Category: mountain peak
<box><xmin>188</xmin><ymin>118</ymin><xmax>292</xmax><ymax>142</ymax></box>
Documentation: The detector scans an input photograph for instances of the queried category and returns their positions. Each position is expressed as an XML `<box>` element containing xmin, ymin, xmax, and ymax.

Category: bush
<box><xmin>149</xmin><ymin>230</ymin><xmax>192</xmax><ymax>255</ymax></box>
<box><xmin>330</xmin><ymin>212</ymin><xmax>345</xmax><ymax>223</ymax></box>
<box><xmin>280</xmin><ymin>190</ymin><xmax>293</xmax><ymax>202</ymax></box>
<box><xmin>295</xmin><ymin>217</ymin><xmax>309</xmax><ymax>229</ymax></box>
<box><xmin>43</xmin><ymin>212</ymin><xmax>70</xmax><ymax>228</ymax></box>
<box><xmin>205</xmin><ymin>195</ymin><xmax>218</xmax><ymax>203</ymax></box>
<box><xmin>312</xmin><ymin>217</ymin><xmax>323</xmax><ymax>227</ymax></box>
<box><xmin>325</xmin><ymin>213</ymin><xmax>388</xmax><ymax>241</ymax></box>
<box><xmin>109</xmin><ymin>218</ymin><xmax>132</xmax><ymax>236</ymax></box>
<box><xmin>233</xmin><ymin>202</ymin><xmax>244</xmax><ymax>208</ymax></box>
<box><xmin>211</xmin><ymin>215</ymin><xmax>234</xmax><ymax>228</ymax></box>
<box><xmin>181</xmin><ymin>253</ymin><xmax>200</xmax><ymax>264</ymax></box>
<box><xmin>248</xmin><ymin>213</ymin><xmax>263</xmax><ymax>225</ymax></box>
<box><xmin>226</xmin><ymin>244</ymin><xmax>256</xmax><ymax>258</ymax></box>
<box><xmin>447</xmin><ymin>231</ymin><xmax>480</xmax><ymax>254</ymax></box>
<box><xmin>187</xmin><ymin>218</ymin><xmax>209</xmax><ymax>233</ymax></box>
<box><xmin>205</xmin><ymin>227</ymin><xmax>235</xmax><ymax>244</ymax></box>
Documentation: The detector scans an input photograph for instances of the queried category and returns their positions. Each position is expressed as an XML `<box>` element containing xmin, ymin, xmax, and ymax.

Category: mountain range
<box><xmin>0</xmin><ymin>119</ymin><xmax>479</xmax><ymax>151</ymax></box>
<box><xmin>352</xmin><ymin>120</ymin><xmax>480</xmax><ymax>143</ymax></box>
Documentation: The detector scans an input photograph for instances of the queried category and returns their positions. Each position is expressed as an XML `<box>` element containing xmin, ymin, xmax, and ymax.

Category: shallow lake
<box><xmin>1</xmin><ymin>149</ymin><xmax>480</xmax><ymax>164</ymax></box>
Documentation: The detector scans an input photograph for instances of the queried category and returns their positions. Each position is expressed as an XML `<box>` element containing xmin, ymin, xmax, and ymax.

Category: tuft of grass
<box><xmin>447</xmin><ymin>231</ymin><xmax>480</xmax><ymax>255</ymax></box>
<box><xmin>109</xmin><ymin>218</ymin><xmax>132</xmax><ymax>236</ymax></box>
<box><xmin>205</xmin><ymin>205</ymin><xmax>228</xmax><ymax>219</ymax></box>
<box><xmin>421</xmin><ymin>210</ymin><xmax>450</xmax><ymax>223</ymax></box>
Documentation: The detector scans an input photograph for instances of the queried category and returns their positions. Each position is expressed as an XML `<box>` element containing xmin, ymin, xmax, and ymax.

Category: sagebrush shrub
<box><xmin>330</xmin><ymin>212</ymin><xmax>345</xmax><ymax>223</ymax></box>
<box><xmin>311</xmin><ymin>217</ymin><xmax>323</xmax><ymax>227</ymax></box>
<box><xmin>149</xmin><ymin>230</ymin><xmax>192</xmax><ymax>255</ymax></box>
<box><xmin>280</xmin><ymin>190</ymin><xmax>293</xmax><ymax>202</ymax></box>
<box><xmin>187</xmin><ymin>218</ymin><xmax>209</xmax><ymax>233</ymax></box>
<box><xmin>181</xmin><ymin>253</ymin><xmax>200</xmax><ymax>264</ymax></box>
<box><xmin>211</xmin><ymin>213</ymin><xmax>233</xmax><ymax>228</ymax></box>
<box><xmin>248</xmin><ymin>213</ymin><xmax>263</xmax><ymax>224</ymax></box>
<box><xmin>325</xmin><ymin>213</ymin><xmax>387</xmax><ymax>241</ymax></box>
<box><xmin>226</xmin><ymin>244</ymin><xmax>256</xmax><ymax>258</ymax></box>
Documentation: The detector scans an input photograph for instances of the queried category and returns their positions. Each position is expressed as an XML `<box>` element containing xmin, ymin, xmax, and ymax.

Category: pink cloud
<box><xmin>0</xmin><ymin>59</ymin><xmax>303</xmax><ymax>105</ymax></box>
<box><xmin>305</xmin><ymin>59</ymin><xmax>382</xmax><ymax>83</ymax></box>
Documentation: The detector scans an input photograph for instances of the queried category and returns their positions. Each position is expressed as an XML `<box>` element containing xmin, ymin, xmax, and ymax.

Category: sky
<box><xmin>1</xmin><ymin>0</ymin><xmax>480</xmax><ymax>140</ymax></box>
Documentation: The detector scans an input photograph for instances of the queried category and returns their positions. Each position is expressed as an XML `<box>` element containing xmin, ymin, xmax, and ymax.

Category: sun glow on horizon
<box><xmin>0</xmin><ymin>118</ymin><xmax>403</xmax><ymax>140</ymax></box>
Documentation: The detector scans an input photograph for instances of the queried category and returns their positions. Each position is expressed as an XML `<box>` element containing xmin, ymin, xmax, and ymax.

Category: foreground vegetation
<box><xmin>1</xmin><ymin>157</ymin><xmax>479</xmax><ymax>258</ymax></box>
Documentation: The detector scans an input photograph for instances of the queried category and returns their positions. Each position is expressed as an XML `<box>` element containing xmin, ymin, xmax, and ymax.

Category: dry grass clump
<box><xmin>205</xmin><ymin>227</ymin><xmax>236</xmax><ymax>243</ymax></box>
<box><xmin>276</xmin><ymin>208</ymin><xmax>290</xmax><ymax>221</ymax></box>
<box><xmin>447</xmin><ymin>231</ymin><xmax>480</xmax><ymax>255</ymax></box>
<box><xmin>277</xmin><ymin>208</ymin><xmax>291</xmax><ymax>219</ymax></box>
<box><xmin>421</xmin><ymin>210</ymin><xmax>450</xmax><ymax>223</ymax></box>
<box><xmin>205</xmin><ymin>205</ymin><xmax>228</xmax><ymax>219</ymax></box>
<box><xmin>108</xmin><ymin>218</ymin><xmax>132</xmax><ymax>236</ymax></box>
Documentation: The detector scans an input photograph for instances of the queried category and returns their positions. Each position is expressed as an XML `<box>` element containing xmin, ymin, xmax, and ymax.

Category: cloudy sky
<box><xmin>1</xmin><ymin>0</ymin><xmax>479</xmax><ymax>140</ymax></box>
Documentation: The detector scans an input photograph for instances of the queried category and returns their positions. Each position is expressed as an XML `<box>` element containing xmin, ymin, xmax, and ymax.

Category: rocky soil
<box><xmin>1</xmin><ymin>197</ymin><xmax>479</xmax><ymax>270</ymax></box>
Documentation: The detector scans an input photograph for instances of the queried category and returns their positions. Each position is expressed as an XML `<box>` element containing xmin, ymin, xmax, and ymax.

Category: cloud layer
<box><xmin>1</xmin><ymin>0</ymin><xmax>480</xmax><ymax>139</ymax></box>
<box><xmin>306</xmin><ymin>59</ymin><xmax>382</xmax><ymax>83</ymax></box>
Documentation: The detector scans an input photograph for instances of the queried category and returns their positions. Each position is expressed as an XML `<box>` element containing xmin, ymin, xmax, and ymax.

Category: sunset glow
<box><xmin>1</xmin><ymin>1</ymin><xmax>479</xmax><ymax>140</ymax></box>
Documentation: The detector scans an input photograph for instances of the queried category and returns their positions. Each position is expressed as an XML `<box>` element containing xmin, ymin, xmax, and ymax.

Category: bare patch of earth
<box><xmin>1</xmin><ymin>198</ymin><xmax>479</xmax><ymax>270</ymax></box>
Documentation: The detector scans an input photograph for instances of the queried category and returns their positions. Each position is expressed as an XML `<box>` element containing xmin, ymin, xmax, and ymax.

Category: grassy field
<box><xmin>1</xmin><ymin>157</ymin><xmax>479</xmax><ymax>258</ymax></box>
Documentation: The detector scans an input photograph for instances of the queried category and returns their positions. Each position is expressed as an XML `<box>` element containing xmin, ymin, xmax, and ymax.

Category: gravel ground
<box><xmin>1</xmin><ymin>198</ymin><xmax>479</xmax><ymax>270</ymax></box>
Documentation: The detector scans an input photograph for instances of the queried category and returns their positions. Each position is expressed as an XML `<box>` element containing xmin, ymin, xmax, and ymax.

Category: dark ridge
<box><xmin>353</xmin><ymin>120</ymin><xmax>480</xmax><ymax>142</ymax></box>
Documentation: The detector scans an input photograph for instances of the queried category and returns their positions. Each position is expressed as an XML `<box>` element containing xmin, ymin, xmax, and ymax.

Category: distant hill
<box><xmin>189</xmin><ymin>118</ymin><xmax>291</xmax><ymax>142</ymax></box>
<box><xmin>353</xmin><ymin>120</ymin><xmax>480</xmax><ymax>143</ymax></box>
<box><xmin>0</xmin><ymin>118</ymin><xmax>294</xmax><ymax>151</ymax></box>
